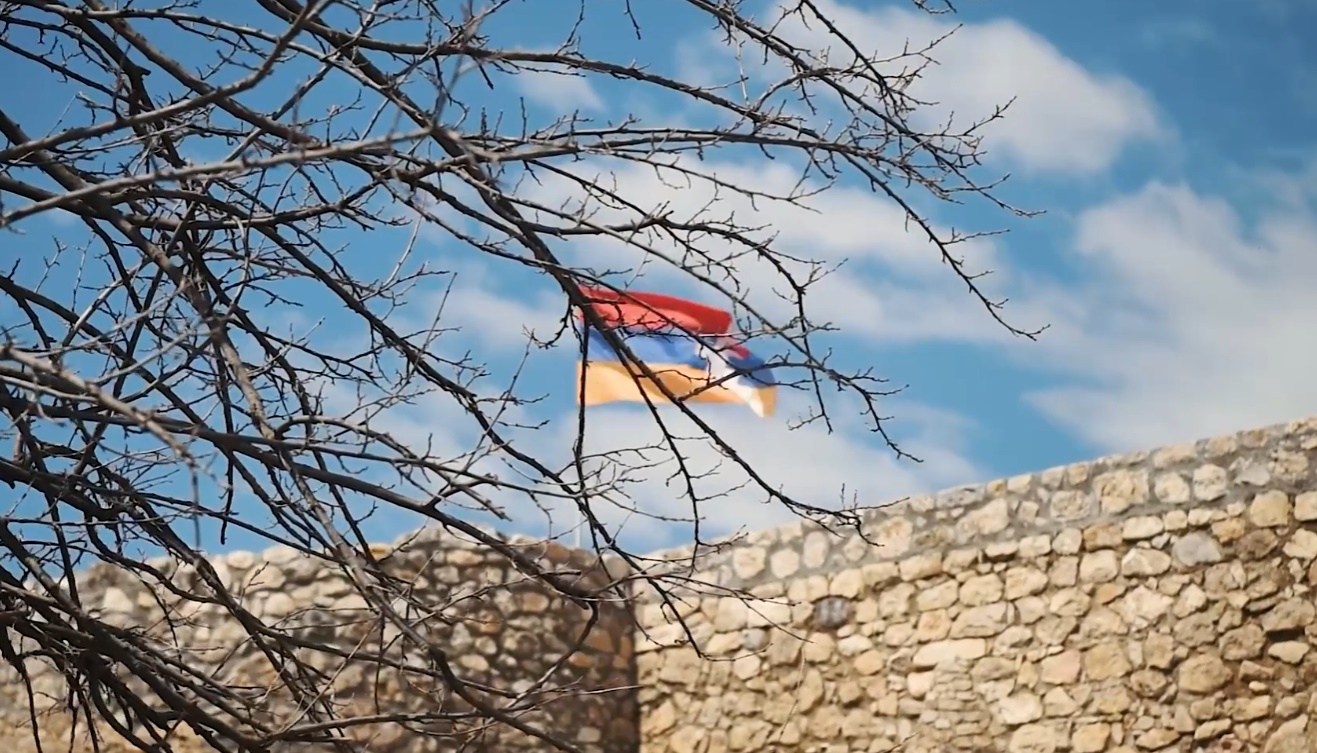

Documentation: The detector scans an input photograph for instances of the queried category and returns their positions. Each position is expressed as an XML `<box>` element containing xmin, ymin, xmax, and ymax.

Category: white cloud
<box><xmin>512</xmin><ymin>153</ymin><xmax>1025</xmax><ymax>346</ymax></box>
<box><xmin>331</xmin><ymin>372</ymin><xmax>983</xmax><ymax>550</ymax></box>
<box><xmin>1024</xmin><ymin>170</ymin><xmax>1317</xmax><ymax>451</ymax></box>
<box><xmin>428</xmin><ymin>263</ymin><xmax>568</xmax><ymax>352</ymax></box>
<box><xmin>488</xmin><ymin>393</ymin><xmax>983</xmax><ymax>552</ymax></box>
<box><xmin>695</xmin><ymin>0</ymin><xmax>1163</xmax><ymax>175</ymax></box>
<box><xmin>514</xmin><ymin>67</ymin><xmax>605</xmax><ymax>113</ymax></box>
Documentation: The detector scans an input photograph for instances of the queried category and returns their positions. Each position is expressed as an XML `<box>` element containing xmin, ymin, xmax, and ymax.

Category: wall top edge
<box><xmin>631</xmin><ymin>415</ymin><xmax>1317</xmax><ymax>591</ymax></box>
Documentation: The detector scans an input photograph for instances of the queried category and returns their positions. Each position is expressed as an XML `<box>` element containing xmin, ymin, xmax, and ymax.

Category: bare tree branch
<box><xmin>0</xmin><ymin>0</ymin><xmax>1038</xmax><ymax>751</ymax></box>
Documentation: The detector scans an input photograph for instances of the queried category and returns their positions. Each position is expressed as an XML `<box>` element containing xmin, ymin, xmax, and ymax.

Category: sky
<box><xmin>3</xmin><ymin>0</ymin><xmax>1317</xmax><ymax>556</ymax></box>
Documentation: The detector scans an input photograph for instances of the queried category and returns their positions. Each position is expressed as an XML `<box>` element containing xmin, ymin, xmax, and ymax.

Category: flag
<box><xmin>574</xmin><ymin>286</ymin><xmax>777</xmax><ymax>418</ymax></box>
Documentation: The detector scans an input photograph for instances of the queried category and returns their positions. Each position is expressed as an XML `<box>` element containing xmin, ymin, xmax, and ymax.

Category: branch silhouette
<box><xmin>0</xmin><ymin>0</ymin><xmax>1038</xmax><ymax>751</ymax></box>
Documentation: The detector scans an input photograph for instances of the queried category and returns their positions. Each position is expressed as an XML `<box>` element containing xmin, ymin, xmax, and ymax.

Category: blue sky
<box><xmin>3</xmin><ymin>0</ymin><xmax>1317</xmax><ymax>555</ymax></box>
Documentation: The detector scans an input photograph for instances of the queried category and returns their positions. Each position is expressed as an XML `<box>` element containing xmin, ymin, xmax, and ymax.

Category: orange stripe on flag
<box><xmin>576</xmin><ymin>361</ymin><xmax>776</xmax><ymax>417</ymax></box>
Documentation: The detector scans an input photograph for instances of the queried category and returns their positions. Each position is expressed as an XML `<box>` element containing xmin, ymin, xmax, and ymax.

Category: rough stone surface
<box><xmin>0</xmin><ymin>530</ymin><xmax>636</xmax><ymax>753</ymax></box>
<box><xmin>635</xmin><ymin>416</ymin><xmax>1317</xmax><ymax>753</ymax></box>
<box><xmin>11</xmin><ymin>416</ymin><xmax>1317</xmax><ymax>753</ymax></box>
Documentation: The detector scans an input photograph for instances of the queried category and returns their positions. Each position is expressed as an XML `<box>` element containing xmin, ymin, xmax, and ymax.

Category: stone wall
<box><xmin>633</xmin><ymin>417</ymin><xmax>1317</xmax><ymax>753</ymax></box>
<box><xmin>10</xmin><ymin>416</ymin><xmax>1317</xmax><ymax>753</ymax></box>
<box><xmin>0</xmin><ymin>528</ymin><xmax>637</xmax><ymax>753</ymax></box>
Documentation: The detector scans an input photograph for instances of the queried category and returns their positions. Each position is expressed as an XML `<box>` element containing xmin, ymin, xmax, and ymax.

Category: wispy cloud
<box><xmin>1023</xmin><ymin>169</ymin><xmax>1317</xmax><ymax>451</ymax></box>
<box><xmin>688</xmin><ymin>0</ymin><xmax>1165</xmax><ymax>175</ymax></box>
<box><xmin>514</xmin><ymin>67</ymin><xmax>605</xmax><ymax>113</ymax></box>
<box><xmin>511</xmin><ymin>153</ymin><xmax>1028</xmax><ymax>346</ymax></box>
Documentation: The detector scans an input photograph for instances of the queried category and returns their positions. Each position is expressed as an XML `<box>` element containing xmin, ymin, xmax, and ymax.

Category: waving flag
<box><xmin>574</xmin><ymin>286</ymin><xmax>777</xmax><ymax>418</ymax></box>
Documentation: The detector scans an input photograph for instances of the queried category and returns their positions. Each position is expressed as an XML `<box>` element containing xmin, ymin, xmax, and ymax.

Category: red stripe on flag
<box><xmin>576</xmin><ymin>285</ymin><xmax>733</xmax><ymax>335</ymax></box>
